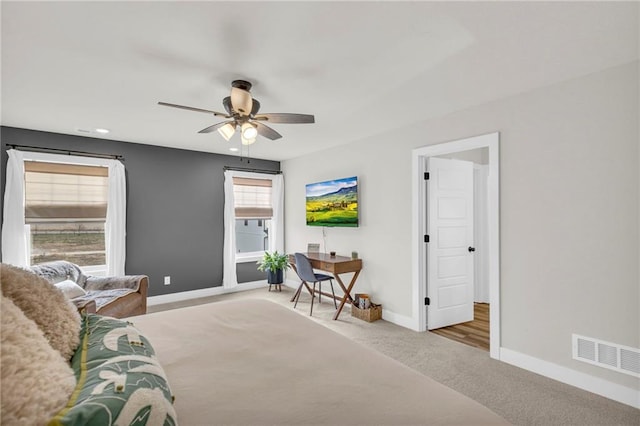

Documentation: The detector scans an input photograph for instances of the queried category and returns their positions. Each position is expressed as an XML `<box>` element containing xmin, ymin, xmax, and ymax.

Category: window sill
<box><xmin>235</xmin><ymin>253</ymin><xmax>264</xmax><ymax>263</ymax></box>
<box><xmin>80</xmin><ymin>265</ymin><xmax>107</xmax><ymax>276</ymax></box>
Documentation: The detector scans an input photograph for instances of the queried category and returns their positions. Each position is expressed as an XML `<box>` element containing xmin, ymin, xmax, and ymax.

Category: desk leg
<box><xmin>333</xmin><ymin>270</ymin><xmax>361</xmax><ymax>320</ymax></box>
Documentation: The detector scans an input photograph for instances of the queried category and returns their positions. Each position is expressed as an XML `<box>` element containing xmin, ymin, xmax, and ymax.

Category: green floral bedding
<box><xmin>49</xmin><ymin>314</ymin><xmax>177</xmax><ymax>426</ymax></box>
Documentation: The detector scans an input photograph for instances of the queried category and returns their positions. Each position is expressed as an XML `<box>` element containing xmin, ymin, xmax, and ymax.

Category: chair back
<box><xmin>294</xmin><ymin>253</ymin><xmax>317</xmax><ymax>283</ymax></box>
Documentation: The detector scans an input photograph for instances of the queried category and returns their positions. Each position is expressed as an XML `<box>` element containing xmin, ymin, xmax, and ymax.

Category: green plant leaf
<box><xmin>256</xmin><ymin>251</ymin><xmax>291</xmax><ymax>272</ymax></box>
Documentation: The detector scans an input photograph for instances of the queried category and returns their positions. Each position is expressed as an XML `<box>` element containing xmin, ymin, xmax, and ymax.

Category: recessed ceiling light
<box><xmin>94</xmin><ymin>128</ymin><xmax>110</xmax><ymax>134</ymax></box>
<box><xmin>229</xmin><ymin>147</ymin><xmax>239</xmax><ymax>152</ymax></box>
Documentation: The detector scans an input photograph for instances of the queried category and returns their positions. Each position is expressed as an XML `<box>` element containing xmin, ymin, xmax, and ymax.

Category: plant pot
<box><xmin>267</xmin><ymin>269</ymin><xmax>283</xmax><ymax>284</ymax></box>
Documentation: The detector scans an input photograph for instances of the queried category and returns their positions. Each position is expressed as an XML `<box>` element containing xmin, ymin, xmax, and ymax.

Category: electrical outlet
<box><xmin>164</xmin><ymin>276</ymin><xmax>171</xmax><ymax>285</ymax></box>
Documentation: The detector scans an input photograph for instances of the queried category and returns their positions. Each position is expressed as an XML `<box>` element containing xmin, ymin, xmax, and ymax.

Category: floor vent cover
<box><xmin>573</xmin><ymin>334</ymin><xmax>640</xmax><ymax>377</ymax></box>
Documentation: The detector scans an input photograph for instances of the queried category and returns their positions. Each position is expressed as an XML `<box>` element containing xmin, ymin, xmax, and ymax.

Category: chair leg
<box><xmin>293</xmin><ymin>282</ymin><xmax>304</xmax><ymax>309</ymax></box>
<box><xmin>330</xmin><ymin>280</ymin><xmax>337</xmax><ymax>309</ymax></box>
<box><xmin>318</xmin><ymin>282</ymin><xmax>322</xmax><ymax>304</ymax></box>
<box><xmin>310</xmin><ymin>282</ymin><xmax>317</xmax><ymax>316</ymax></box>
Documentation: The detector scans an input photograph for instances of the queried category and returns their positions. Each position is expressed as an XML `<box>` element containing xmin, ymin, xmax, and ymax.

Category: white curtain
<box><xmin>269</xmin><ymin>174</ymin><xmax>284</xmax><ymax>255</ymax></box>
<box><xmin>1</xmin><ymin>149</ymin><xmax>28</xmax><ymax>266</ymax></box>
<box><xmin>1</xmin><ymin>150</ymin><xmax>127</xmax><ymax>274</ymax></box>
<box><xmin>106</xmin><ymin>160</ymin><xmax>126</xmax><ymax>275</ymax></box>
<box><xmin>222</xmin><ymin>170</ymin><xmax>238</xmax><ymax>289</ymax></box>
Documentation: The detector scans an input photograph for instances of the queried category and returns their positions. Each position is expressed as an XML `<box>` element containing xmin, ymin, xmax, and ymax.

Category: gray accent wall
<box><xmin>236</xmin><ymin>261</ymin><xmax>268</xmax><ymax>283</ymax></box>
<box><xmin>0</xmin><ymin>126</ymin><xmax>279</xmax><ymax>296</ymax></box>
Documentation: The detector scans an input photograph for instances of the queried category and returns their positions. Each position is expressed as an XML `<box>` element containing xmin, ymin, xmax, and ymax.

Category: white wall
<box><xmin>283</xmin><ymin>61</ymin><xmax>639</xmax><ymax>391</ymax></box>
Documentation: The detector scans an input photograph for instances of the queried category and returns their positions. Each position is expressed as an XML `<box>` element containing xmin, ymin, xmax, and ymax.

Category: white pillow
<box><xmin>55</xmin><ymin>279</ymin><xmax>87</xmax><ymax>299</ymax></box>
<box><xmin>1</xmin><ymin>294</ymin><xmax>77</xmax><ymax>424</ymax></box>
<box><xmin>1</xmin><ymin>264</ymin><xmax>81</xmax><ymax>360</ymax></box>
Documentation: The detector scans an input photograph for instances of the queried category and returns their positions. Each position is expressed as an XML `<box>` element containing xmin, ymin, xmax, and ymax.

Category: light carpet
<box><xmin>149</xmin><ymin>286</ymin><xmax>640</xmax><ymax>426</ymax></box>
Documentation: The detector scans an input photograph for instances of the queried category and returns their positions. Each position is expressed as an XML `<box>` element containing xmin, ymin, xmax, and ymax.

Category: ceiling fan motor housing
<box><xmin>230</xmin><ymin>81</ymin><xmax>253</xmax><ymax>115</ymax></box>
<box><xmin>231</xmin><ymin>80</ymin><xmax>252</xmax><ymax>92</ymax></box>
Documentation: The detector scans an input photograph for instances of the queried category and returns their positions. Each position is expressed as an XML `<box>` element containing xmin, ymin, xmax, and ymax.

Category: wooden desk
<box><xmin>288</xmin><ymin>252</ymin><xmax>363</xmax><ymax>320</ymax></box>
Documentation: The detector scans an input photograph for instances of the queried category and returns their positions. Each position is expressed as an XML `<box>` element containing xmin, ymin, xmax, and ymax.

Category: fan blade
<box><xmin>158</xmin><ymin>102</ymin><xmax>229</xmax><ymax>118</ymax></box>
<box><xmin>253</xmin><ymin>113</ymin><xmax>315</xmax><ymax>124</ymax></box>
<box><xmin>198</xmin><ymin>120</ymin><xmax>235</xmax><ymax>134</ymax></box>
<box><xmin>254</xmin><ymin>122</ymin><xmax>282</xmax><ymax>140</ymax></box>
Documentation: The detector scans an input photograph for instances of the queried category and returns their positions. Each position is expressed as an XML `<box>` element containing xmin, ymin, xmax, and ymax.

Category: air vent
<box><xmin>573</xmin><ymin>334</ymin><xmax>640</xmax><ymax>377</ymax></box>
<box><xmin>598</xmin><ymin>343</ymin><xmax>617</xmax><ymax>367</ymax></box>
<box><xmin>577</xmin><ymin>337</ymin><xmax>596</xmax><ymax>361</ymax></box>
<box><xmin>620</xmin><ymin>349</ymin><xmax>640</xmax><ymax>375</ymax></box>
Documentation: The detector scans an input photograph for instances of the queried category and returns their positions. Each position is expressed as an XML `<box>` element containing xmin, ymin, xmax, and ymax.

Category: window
<box><xmin>2</xmin><ymin>149</ymin><xmax>126</xmax><ymax>276</ymax></box>
<box><xmin>222</xmin><ymin>170</ymin><xmax>283</xmax><ymax>289</ymax></box>
<box><xmin>24</xmin><ymin>161</ymin><xmax>108</xmax><ymax>271</ymax></box>
<box><xmin>232</xmin><ymin>177</ymin><xmax>272</xmax><ymax>257</ymax></box>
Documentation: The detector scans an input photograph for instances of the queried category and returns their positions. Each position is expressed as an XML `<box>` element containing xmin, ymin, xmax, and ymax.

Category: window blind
<box><xmin>232</xmin><ymin>177</ymin><xmax>273</xmax><ymax>219</ymax></box>
<box><xmin>24</xmin><ymin>161</ymin><xmax>108</xmax><ymax>222</ymax></box>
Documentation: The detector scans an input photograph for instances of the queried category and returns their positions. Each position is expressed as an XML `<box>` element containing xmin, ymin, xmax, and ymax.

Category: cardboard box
<box><xmin>351</xmin><ymin>303</ymin><xmax>382</xmax><ymax>322</ymax></box>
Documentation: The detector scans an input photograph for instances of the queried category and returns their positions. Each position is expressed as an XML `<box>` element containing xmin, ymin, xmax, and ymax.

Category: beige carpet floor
<box><xmin>149</xmin><ymin>286</ymin><xmax>640</xmax><ymax>426</ymax></box>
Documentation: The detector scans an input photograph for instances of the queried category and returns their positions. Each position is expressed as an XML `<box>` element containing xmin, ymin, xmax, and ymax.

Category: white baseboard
<box><xmin>381</xmin><ymin>308</ymin><xmax>417</xmax><ymax>330</ymax></box>
<box><xmin>285</xmin><ymin>279</ymin><xmax>417</xmax><ymax>330</ymax></box>
<box><xmin>147</xmin><ymin>280</ymin><xmax>268</xmax><ymax>306</ymax></box>
<box><xmin>500</xmin><ymin>347</ymin><xmax>640</xmax><ymax>409</ymax></box>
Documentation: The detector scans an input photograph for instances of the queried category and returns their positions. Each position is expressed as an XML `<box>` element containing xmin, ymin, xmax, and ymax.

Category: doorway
<box><xmin>430</xmin><ymin>152</ymin><xmax>490</xmax><ymax>351</ymax></box>
<box><xmin>411</xmin><ymin>132</ymin><xmax>500</xmax><ymax>360</ymax></box>
<box><xmin>431</xmin><ymin>303</ymin><xmax>490</xmax><ymax>351</ymax></box>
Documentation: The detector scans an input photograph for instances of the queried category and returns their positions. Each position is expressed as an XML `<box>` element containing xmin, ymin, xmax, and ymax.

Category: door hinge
<box><xmin>424</xmin><ymin>234</ymin><xmax>429</xmax><ymax>243</ymax></box>
<box><xmin>424</xmin><ymin>172</ymin><xmax>430</xmax><ymax>180</ymax></box>
<box><xmin>424</xmin><ymin>297</ymin><xmax>430</xmax><ymax>306</ymax></box>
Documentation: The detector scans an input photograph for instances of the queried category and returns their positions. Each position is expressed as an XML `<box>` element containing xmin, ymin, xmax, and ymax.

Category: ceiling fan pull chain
<box><xmin>239</xmin><ymin>144</ymin><xmax>251</xmax><ymax>164</ymax></box>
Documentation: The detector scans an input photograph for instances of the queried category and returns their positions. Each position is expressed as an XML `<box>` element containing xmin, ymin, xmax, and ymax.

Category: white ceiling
<box><xmin>1</xmin><ymin>1</ymin><xmax>638</xmax><ymax>161</ymax></box>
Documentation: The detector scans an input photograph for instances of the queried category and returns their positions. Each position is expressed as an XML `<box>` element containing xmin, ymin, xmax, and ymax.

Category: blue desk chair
<box><xmin>293</xmin><ymin>253</ymin><xmax>337</xmax><ymax>316</ymax></box>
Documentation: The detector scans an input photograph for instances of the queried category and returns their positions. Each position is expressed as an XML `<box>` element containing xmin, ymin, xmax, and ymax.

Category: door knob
<box><xmin>468</xmin><ymin>247</ymin><xmax>476</xmax><ymax>252</ymax></box>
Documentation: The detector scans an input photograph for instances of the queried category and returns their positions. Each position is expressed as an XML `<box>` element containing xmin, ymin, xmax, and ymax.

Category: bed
<box><xmin>131</xmin><ymin>299</ymin><xmax>508</xmax><ymax>425</ymax></box>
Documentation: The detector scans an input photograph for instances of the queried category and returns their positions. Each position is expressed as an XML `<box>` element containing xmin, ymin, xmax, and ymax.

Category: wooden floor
<box><xmin>431</xmin><ymin>303</ymin><xmax>490</xmax><ymax>351</ymax></box>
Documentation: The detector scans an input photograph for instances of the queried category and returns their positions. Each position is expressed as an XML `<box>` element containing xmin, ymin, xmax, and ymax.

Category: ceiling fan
<box><xmin>158</xmin><ymin>80</ymin><xmax>315</xmax><ymax>145</ymax></box>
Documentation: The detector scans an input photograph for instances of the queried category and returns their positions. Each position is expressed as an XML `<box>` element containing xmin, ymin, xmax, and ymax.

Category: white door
<box><xmin>426</xmin><ymin>157</ymin><xmax>474</xmax><ymax>330</ymax></box>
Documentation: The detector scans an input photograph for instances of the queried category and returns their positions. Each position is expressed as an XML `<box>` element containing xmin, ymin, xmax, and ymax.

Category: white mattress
<box><xmin>131</xmin><ymin>298</ymin><xmax>508</xmax><ymax>425</ymax></box>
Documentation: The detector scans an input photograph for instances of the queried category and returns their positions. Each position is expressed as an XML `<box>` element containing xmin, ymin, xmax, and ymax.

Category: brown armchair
<box><xmin>30</xmin><ymin>261</ymin><xmax>148</xmax><ymax>318</ymax></box>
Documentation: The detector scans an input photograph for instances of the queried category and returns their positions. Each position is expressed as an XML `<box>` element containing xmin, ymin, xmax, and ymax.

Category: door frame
<box><xmin>411</xmin><ymin>132</ymin><xmax>501</xmax><ymax>360</ymax></box>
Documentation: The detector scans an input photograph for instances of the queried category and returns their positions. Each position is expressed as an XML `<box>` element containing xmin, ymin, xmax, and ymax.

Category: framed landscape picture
<box><xmin>305</xmin><ymin>176</ymin><xmax>358</xmax><ymax>227</ymax></box>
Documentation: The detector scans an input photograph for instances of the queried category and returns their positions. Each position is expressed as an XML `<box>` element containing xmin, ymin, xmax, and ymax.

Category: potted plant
<box><xmin>257</xmin><ymin>251</ymin><xmax>290</xmax><ymax>284</ymax></box>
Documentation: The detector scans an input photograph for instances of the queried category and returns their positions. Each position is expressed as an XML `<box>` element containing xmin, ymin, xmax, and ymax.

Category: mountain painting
<box><xmin>306</xmin><ymin>176</ymin><xmax>358</xmax><ymax>227</ymax></box>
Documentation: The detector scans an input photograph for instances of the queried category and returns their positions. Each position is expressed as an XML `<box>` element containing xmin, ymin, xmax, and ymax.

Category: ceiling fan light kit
<box><xmin>217</xmin><ymin>122</ymin><xmax>236</xmax><ymax>141</ymax></box>
<box><xmin>241</xmin><ymin>134</ymin><xmax>257</xmax><ymax>146</ymax></box>
<box><xmin>158</xmin><ymin>79</ymin><xmax>315</xmax><ymax>149</ymax></box>
<box><xmin>241</xmin><ymin>122</ymin><xmax>258</xmax><ymax>139</ymax></box>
